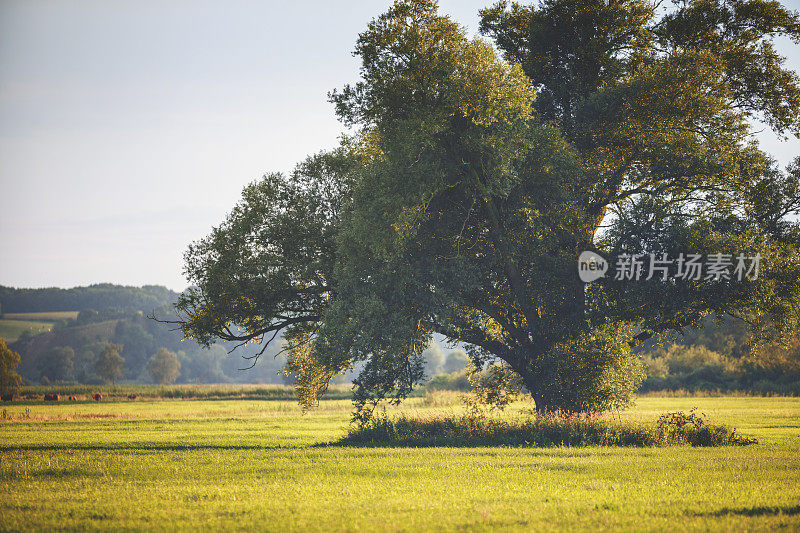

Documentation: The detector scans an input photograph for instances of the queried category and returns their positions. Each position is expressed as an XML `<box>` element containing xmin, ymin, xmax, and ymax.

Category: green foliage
<box><xmin>676</xmin><ymin>315</ymin><xmax>751</xmax><ymax>359</ymax></box>
<box><xmin>0</xmin><ymin>337</ymin><xmax>24</xmax><ymax>395</ymax></box>
<box><xmin>95</xmin><ymin>343</ymin><xmax>125</xmax><ymax>385</ymax></box>
<box><xmin>664</xmin><ymin>345</ymin><xmax>733</xmax><ymax>375</ymax></box>
<box><xmin>425</xmin><ymin>369</ymin><xmax>471</xmax><ymax>391</ymax></box>
<box><xmin>8</xmin><ymin>305</ymin><xmax>292</xmax><ymax>386</ymax></box>
<box><xmin>148</xmin><ymin>348</ymin><xmax>181</xmax><ymax>385</ymax></box>
<box><xmin>178</xmin><ymin>344</ymin><xmax>227</xmax><ymax>383</ymax></box>
<box><xmin>465</xmin><ymin>362</ymin><xmax>522</xmax><ymax>412</ymax></box>
<box><xmin>174</xmin><ymin>149</ymin><xmax>353</xmax><ymax>353</ymax></box>
<box><xmin>0</xmin><ymin>284</ymin><xmax>178</xmax><ymax>313</ymax></box>
<box><xmin>639</xmin><ymin>329</ymin><xmax>800</xmax><ymax>394</ymax></box>
<box><xmin>176</xmin><ymin>0</ymin><xmax>800</xmax><ymax>419</ymax></box>
<box><xmin>114</xmin><ymin>321</ymin><xmax>155</xmax><ymax>379</ymax></box>
<box><xmin>656</xmin><ymin>408</ymin><xmax>757</xmax><ymax>446</ymax></box>
<box><xmin>37</xmin><ymin>346</ymin><xmax>74</xmax><ymax>383</ymax></box>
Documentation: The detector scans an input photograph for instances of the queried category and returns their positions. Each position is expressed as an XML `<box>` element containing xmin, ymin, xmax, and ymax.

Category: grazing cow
<box><xmin>44</xmin><ymin>393</ymin><xmax>60</xmax><ymax>401</ymax></box>
<box><xmin>1</xmin><ymin>394</ymin><xmax>16</xmax><ymax>402</ymax></box>
<box><xmin>68</xmin><ymin>395</ymin><xmax>78</xmax><ymax>401</ymax></box>
<box><xmin>128</xmin><ymin>394</ymin><xmax>137</xmax><ymax>400</ymax></box>
<box><xmin>93</xmin><ymin>393</ymin><xmax>103</xmax><ymax>401</ymax></box>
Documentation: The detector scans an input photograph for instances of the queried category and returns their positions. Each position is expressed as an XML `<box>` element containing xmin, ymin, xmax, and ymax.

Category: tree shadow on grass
<box><xmin>699</xmin><ymin>505</ymin><xmax>800</xmax><ymax>517</ymax></box>
<box><xmin>1</xmin><ymin>466</ymin><xmax>107</xmax><ymax>481</ymax></box>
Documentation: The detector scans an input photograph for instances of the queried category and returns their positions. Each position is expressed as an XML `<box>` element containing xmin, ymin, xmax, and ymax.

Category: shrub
<box><xmin>665</xmin><ymin>345</ymin><xmax>729</xmax><ymax>375</ymax></box>
<box><xmin>342</xmin><ymin>409</ymin><xmax>757</xmax><ymax>447</ymax></box>
<box><xmin>656</xmin><ymin>408</ymin><xmax>757</xmax><ymax>446</ymax></box>
<box><xmin>426</xmin><ymin>370</ymin><xmax>471</xmax><ymax>391</ymax></box>
<box><xmin>642</xmin><ymin>354</ymin><xmax>668</xmax><ymax>378</ymax></box>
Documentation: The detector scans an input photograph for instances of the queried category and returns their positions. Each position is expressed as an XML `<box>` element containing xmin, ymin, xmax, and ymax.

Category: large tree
<box><xmin>174</xmin><ymin>0</ymin><xmax>800</xmax><ymax>416</ymax></box>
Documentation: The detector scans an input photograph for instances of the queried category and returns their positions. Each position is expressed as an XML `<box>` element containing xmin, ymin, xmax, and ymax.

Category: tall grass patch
<box><xmin>342</xmin><ymin>410</ymin><xmax>757</xmax><ymax>447</ymax></box>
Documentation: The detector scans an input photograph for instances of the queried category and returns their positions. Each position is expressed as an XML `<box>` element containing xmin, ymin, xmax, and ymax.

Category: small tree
<box><xmin>148</xmin><ymin>347</ymin><xmax>181</xmax><ymax>385</ymax></box>
<box><xmin>95</xmin><ymin>343</ymin><xmax>125</xmax><ymax>385</ymax></box>
<box><xmin>0</xmin><ymin>337</ymin><xmax>24</xmax><ymax>396</ymax></box>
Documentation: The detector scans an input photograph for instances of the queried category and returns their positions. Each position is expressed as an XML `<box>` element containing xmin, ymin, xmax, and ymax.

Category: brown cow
<box><xmin>93</xmin><ymin>393</ymin><xmax>103</xmax><ymax>401</ymax></box>
<box><xmin>1</xmin><ymin>394</ymin><xmax>16</xmax><ymax>402</ymax></box>
<box><xmin>44</xmin><ymin>393</ymin><xmax>60</xmax><ymax>401</ymax></box>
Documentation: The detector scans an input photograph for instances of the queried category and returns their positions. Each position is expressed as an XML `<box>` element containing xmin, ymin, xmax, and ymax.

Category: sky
<box><xmin>1</xmin><ymin>0</ymin><xmax>800</xmax><ymax>292</ymax></box>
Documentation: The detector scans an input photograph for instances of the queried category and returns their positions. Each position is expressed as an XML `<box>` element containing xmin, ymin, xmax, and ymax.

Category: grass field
<box><xmin>1</xmin><ymin>395</ymin><xmax>799</xmax><ymax>531</ymax></box>
<box><xmin>0</xmin><ymin>320</ymin><xmax>54</xmax><ymax>342</ymax></box>
<box><xmin>0</xmin><ymin>311</ymin><xmax>78</xmax><ymax>342</ymax></box>
<box><xmin>15</xmin><ymin>383</ymin><xmax>356</xmax><ymax>401</ymax></box>
<box><xmin>1</xmin><ymin>311</ymin><xmax>80</xmax><ymax>322</ymax></box>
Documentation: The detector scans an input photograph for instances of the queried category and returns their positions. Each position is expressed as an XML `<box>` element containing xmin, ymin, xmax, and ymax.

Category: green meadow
<box><xmin>0</xmin><ymin>320</ymin><xmax>54</xmax><ymax>343</ymax></box>
<box><xmin>0</xmin><ymin>311</ymin><xmax>78</xmax><ymax>342</ymax></box>
<box><xmin>1</xmin><ymin>395</ymin><xmax>799</xmax><ymax>532</ymax></box>
<box><xmin>1</xmin><ymin>312</ymin><xmax>80</xmax><ymax>322</ymax></box>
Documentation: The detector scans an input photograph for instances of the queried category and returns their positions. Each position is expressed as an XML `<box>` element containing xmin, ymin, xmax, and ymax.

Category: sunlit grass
<box><xmin>0</xmin><ymin>320</ymin><xmax>54</xmax><ymax>342</ymax></box>
<box><xmin>0</xmin><ymin>395</ymin><xmax>798</xmax><ymax>531</ymax></box>
<box><xmin>1</xmin><ymin>311</ymin><xmax>80</xmax><ymax>321</ymax></box>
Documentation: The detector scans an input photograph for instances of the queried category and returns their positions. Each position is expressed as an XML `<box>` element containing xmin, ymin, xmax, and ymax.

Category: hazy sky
<box><xmin>2</xmin><ymin>0</ymin><xmax>800</xmax><ymax>291</ymax></box>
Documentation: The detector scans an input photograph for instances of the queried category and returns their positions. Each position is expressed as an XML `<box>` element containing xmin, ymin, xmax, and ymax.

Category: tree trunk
<box><xmin>515</xmin><ymin>365</ymin><xmax>556</xmax><ymax>414</ymax></box>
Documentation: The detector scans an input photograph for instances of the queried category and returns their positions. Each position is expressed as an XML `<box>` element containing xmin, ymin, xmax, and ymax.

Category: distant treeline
<box><xmin>635</xmin><ymin>316</ymin><xmax>800</xmax><ymax>396</ymax></box>
<box><xmin>9</xmin><ymin>305</ymin><xmax>293</xmax><ymax>386</ymax></box>
<box><xmin>0</xmin><ymin>284</ymin><xmax>180</xmax><ymax>314</ymax></box>
<box><xmin>2</xmin><ymin>283</ymin><xmax>798</xmax><ymax>395</ymax></box>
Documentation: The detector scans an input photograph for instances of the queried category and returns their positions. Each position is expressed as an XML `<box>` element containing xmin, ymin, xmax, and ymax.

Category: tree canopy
<box><xmin>175</xmin><ymin>0</ymin><xmax>800</xmax><ymax>417</ymax></box>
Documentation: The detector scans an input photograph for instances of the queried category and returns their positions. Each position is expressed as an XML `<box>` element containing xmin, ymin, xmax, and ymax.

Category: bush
<box><xmin>342</xmin><ymin>409</ymin><xmax>757</xmax><ymax>447</ymax></box>
<box><xmin>426</xmin><ymin>370</ymin><xmax>471</xmax><ymax>391</ymax></box>
<box><xmin>656</xmin><ymin>408</ymin><xmax>757</xmax><ymax>446</ymax></box>
<box><xmin>665</xmin><ymin>345</ymin><xmax>729</xmax><ymax>375</ymax></box>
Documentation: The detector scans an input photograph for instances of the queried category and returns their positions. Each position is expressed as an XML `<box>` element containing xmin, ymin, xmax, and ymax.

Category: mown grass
<box><xmin>0</xmin><ymin>395</ymin><xmax>798</xmax><ymax>531</ymax></box>
<box><xmin>1</xmin><ymin>311</ymin><xmax>80</xmax><ymax>322</ymax></box>
<box><xmin>0</xmin><ymin>320</ymin><xmax>53</xmax><ymax>342</ymax></box>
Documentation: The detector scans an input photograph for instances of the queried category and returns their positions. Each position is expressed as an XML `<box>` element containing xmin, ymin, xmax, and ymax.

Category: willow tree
<box><xmin>174</xmin><ymin>0</ymin><xmax>800</xmax><ymax>417</ymax></box>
